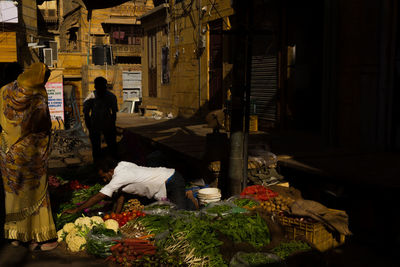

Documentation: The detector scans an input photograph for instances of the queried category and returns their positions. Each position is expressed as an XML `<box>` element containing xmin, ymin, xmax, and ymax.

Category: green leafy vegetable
<box><xmin>271</xmin><ymin>241</ymin><xmax>311</xmax><ymax>259</ymax></box>
<box><xmin>233</xmin><ymin>198</ymin><xmax>259</xmax><ymax>208</ymax></box>
<box><xmin>86</xmin><ymin>225</ymin><xmax>121</xmax><ymax>258</ymax></box>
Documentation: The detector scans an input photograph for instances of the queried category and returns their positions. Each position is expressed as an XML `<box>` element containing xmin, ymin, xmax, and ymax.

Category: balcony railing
<box><xmin>112</xmin><ymin>44</ymin><xmax>141</xmax><ymax>57</ymax></box>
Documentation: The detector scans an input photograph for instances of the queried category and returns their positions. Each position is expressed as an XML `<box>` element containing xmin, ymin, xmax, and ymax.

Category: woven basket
<box><xmin>277</xmin><ymin>209</ymin><xmax>346</xmax><ymax>251</ymax></box>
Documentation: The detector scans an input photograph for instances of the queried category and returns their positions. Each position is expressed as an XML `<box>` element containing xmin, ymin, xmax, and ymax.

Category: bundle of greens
<box><xmin>204</xmin><ymin>205</ymin><xmax>232</xmax><ymax>215</ymax></box>
<box><xmin>71</xmin><ymin>184</ymin><xmax>102</xmax><ymax>205</ymax></box>
<box><xmin>55</xmin><ymin>184</ymin><xmax>103</xmax><ymax>229</ymax></box>
<box><xmin>213</xmin><ymin>213</ymin><xmax>270</xmax><ymax>249</ymax></box>
<box><xmin>55</xmin><ymin>203</ymin><xmax>81</xmax><ymax>230</ymax></box>
<box><xmin>86</xmin><ymin>225</ymin><xmax>121</xmax><ymax>258</ymax></box>
<box><xmin>271</xmin><ymin>241</ymin><xmax>311</xmax><ymax>259</ymax></box>
<box><xmin>233</xmin><ymin>198</ymin><xmax>259</xmax><ymax>209</ymax></box>
<box><xmin>230</xmin><ymin>252</ymin><xmax>282</xmax><ymax>267</ymax></box>
<box><xmin>133</xmin><ymin>212</ymin><xmax>271</xmax><ymax>266</ymax></box>
<box><xmin>134</xmin><ymin>215</ymin><xmax>171</xmax><ymax>235</ymax></box>
<box><xmin>160</xmin><ymin>216</ymin><xmax>226</xmax><ymax>267</ymax></box>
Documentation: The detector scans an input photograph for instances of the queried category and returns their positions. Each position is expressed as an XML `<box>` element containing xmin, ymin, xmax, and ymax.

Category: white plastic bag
<box><xmin>143</xmin><ymin>200</ymin><xmax>177</xmax><ymax>215</ymax></box>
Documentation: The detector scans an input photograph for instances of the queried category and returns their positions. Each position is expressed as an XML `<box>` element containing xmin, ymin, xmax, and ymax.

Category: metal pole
<box><xmin>228</xmin><ymin>0</ymin><xmax>247</xmax><ymax>196</ymax></box>
<box><xmin>198</xmin><ymin>0</ymin><xmax>202</xmax><ymax>109</ymax></box>
<box><xmin>243</xmin><ymin>0</ymin><xmax>254</xmax><ymax>190</ymax></box>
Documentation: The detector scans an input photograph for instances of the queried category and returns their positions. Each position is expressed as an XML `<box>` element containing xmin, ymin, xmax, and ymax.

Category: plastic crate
<box><xmin>277</xmin><ymin>209</ymin><xmax>346</xmax><ymax>251</ymax></box>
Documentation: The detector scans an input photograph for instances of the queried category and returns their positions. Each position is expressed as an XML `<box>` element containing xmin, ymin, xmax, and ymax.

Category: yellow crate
<box><xmin>249</xmin><ymin>115</ymin><xmax>258</xmax><ymax>132</ymax></box>
<box><xmin>224</xmin><ymin>115</ymin><xmax>258</xmax><ymax>132</ymax></box>
<box><xmin>277</xmin><ymin>209</ymin><xmax>346</xmax><ymax>251</ymax></box>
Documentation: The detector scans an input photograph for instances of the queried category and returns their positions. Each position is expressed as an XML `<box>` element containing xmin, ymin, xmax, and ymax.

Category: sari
<box><xmin>0</xmin><ymin>62</ymin><xmax>56</xmax><ymax>242</ymax></box>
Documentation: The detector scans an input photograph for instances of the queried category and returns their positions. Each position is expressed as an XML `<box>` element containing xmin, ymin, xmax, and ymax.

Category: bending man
<box><xmin>65</xmin><ymin>159</ymin><xmax>188</xmax><ymax>214</ymax></box>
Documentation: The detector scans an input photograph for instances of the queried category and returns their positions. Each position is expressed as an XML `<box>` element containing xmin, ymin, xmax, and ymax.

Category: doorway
<box><xmin>148</xmin><ymin>30</ymin><xmax>157</xmax><ymax>97</ymax></box>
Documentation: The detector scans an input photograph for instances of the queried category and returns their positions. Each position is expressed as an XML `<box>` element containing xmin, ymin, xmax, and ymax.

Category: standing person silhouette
<box><xmin>83</xmin><ymin>77</ymin><xmax>118</xmax><ymax>162</ymax></box>
<box><xmin>0</xmin><ymin>62</ymin><xmax>23</xmax><ymax>246</ymax></box>
<box><xmin>0</xmin><ymin>63</ymin><xmax>58</xmax><ymax>251</ymax></box>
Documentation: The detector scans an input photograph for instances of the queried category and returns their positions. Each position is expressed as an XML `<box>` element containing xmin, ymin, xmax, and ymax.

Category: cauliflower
<box><xmin>68</xmin><ymin>226</ymin><xmax>79</xmax><ymax>236</ymax></box>
<box><xmin>74</xmin><ymin>217</ymin><xmax>92</xmax><ymax>228</ymax></box>
<box><xmin>90</xmin><ymin>216</ymin><xmax>104</xmax><ymax>225</ymax></box>
<box><xmin>66</xmin><ymin>234</ymin><xmax>86</xmax><ymax>252</ymax></box>
<box><xmin>65</xmin><ymin>232</ymin><xmax>77</xmax><ymax>244</ymax></box>
<box><xmin>104</xmin><ymin>219</ymin><xmax>119</xmax><ymax>232</ymax></box>
<box><xmin>57</xmin><ymin>229</ymin><xmax>65</xmax><ymax>242</ymax></box>
<box><xmin>62</xmin><ymin>222</ymin><xmax>76</xmax><ymax>233</ymax></box>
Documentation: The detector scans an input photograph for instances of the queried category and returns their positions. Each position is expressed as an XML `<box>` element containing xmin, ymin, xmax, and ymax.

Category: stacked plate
<box><xmin>197</xmin><ymin>187</ymin><xmax>221</xmax><ymax>205</ymax></box>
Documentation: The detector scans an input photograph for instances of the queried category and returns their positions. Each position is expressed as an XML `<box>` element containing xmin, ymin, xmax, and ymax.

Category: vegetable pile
<box><xmin>259</xmin><ymin>195</ymin><xmax>295</xmax><ymax>214</ymax></box>
<box><xmin>141</xmin><ymin>211</ymin><xmax>271</xmax><ymax>266</ymax></box>
<box><xmin>271</xmin><ymin>241</ymin><xmax>311</xmax><ymax>259</ymax></box>
<box><xmin>86</xmin><ymin>225</ymin><xmax>121</xmax><ymax>258</ymax></box>
<box><xmin>123</xmin><ymin>199</ymin><xmax>144</xmax><ymax>212</ymax></box>
<box><xmin>213</xmin><ymin>213</ymin><xmax>270</xmax><ymax>249</ymax></box>
<box><xmin>48</xmin><ymin>175</ymin><xmax>67</xmax><ymax>188</ymax></box>
<box><xmin>241</xmin><ymin>185</ymin><xmax>278</xmax><ymax>201</ymax></box>
<box><xmin>135</xmin><ymin>215</ymin><xmax>171</xmax><ymax>235</ymax></box>
<box><xmin>69</xmin><ymin>180</ymin><xmax>90</xmax><ymax>190</ymax></box>
<box><xmin>58</xmin><ymin>215</ymin><xmax>121</xmax><ymax>252</ymax></box>
<box><xmin>55</xmin><ymin>184</ymin><xmax>103</xmax><ymax>229</ymax></box>
<box><xmin>232</xmin><ymin>198</ymin><xmax>259</xmax><ymax>210</ymax></box>
<box><xmin>230</xmin><ymin>252</ymin><xmax>281</xmax><ymax>266</ymax></box>
<box><xmin>108</xmin><ymin>238</ymin><xmax>156</xmax><ymax>264</ymax></box>
<box><xmin>108</xmin><ymin>239</ymin><xmax>183</xmax><ymax>267</ymax></box>
<box><xmin>103</xmin><ymin>211</ymin><xmax>145</xmax><ymax>227</ymax></box>
<box><xmin>204</xmin><ymin>204</ymin><xmax>232</xmax><ymax>214</ymax></box>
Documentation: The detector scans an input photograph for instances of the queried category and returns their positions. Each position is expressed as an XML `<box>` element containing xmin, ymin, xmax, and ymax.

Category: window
<box><xmin>148</xmin><ymin>31</ymin><xmax>157</xmax><ymax>97</ymax></box>
<box><xmin>115</xmin><ymin>56</ymin><xmax>141</xmax><ymax>64</ymax></box>
<box><xmin>48</xmin><ymin>9</ymin><xmax>56</xmax><ymax>17</ymax></box>
<box><xmin>110</xmin><ymin>25</ymin><xmax>143</xmax><ymax>45</ymax></box>
<box><xmin>161</xmin><ymin>46</ymin><xmax>170</xmax><ymax>84</ymax></box>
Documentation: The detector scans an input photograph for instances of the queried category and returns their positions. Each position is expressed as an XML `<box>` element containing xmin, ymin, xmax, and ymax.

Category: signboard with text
<box><xmin>45</xmin><ymin>82</ymin><xmax>64</xmax><ymax>126</ymax></box>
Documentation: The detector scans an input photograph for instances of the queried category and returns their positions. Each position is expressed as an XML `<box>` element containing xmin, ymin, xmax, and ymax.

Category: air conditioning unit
<box><xmin>43</xmin><ymin>48</ymin><xmax>53</xmax><ymax>67</ymax></box>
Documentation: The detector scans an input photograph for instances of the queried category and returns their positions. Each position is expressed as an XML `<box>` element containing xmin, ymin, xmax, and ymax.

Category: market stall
<box><xmin>50</xmin><ymin>171</ymin><xmax>350</xmax><ymax>267</ymax></box>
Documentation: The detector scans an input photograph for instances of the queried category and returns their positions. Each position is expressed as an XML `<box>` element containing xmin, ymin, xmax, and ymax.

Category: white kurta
<box><xmin>100</xmin><ymin>161</ymin><xmax>175</xmax><ymax>200</ymax></box>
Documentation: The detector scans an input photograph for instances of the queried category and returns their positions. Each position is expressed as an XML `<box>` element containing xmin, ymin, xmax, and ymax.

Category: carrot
<box><xmin>142</xmin><ymin>250</ymin><xmax>156</xmax><ymax>255</ymax></box>
<box><xmin>105</xmin><ymin>256</ymin><xmax>114</xmax><ymax>261</ymax></box>
<box><xmin>123</xmin><ymin>238</ymin><xmax>151</xmax><ymax>243</ymax></box>
<box><xmin>133</xmin><ymin>248</ymin><xmax>154</xmax><ymax>252</ymax></box>
<box><xmin>137</xmin><ymin>234</ymin><xmax>154</xmax><ymax>239</ymax></box>
<box><xmin>131</xmin><ymin>245</ymin><xmax>154</xmax><ymax>250</ymax></box>
<box><xmin>126</xmin><ymin>256</ymin><xmax>136</xmax><ymax>261</ymax></box>
<box><xmin>110</xmin><ymin>243</ymin><xmax>122</xmax><ymax>251</ymax></box>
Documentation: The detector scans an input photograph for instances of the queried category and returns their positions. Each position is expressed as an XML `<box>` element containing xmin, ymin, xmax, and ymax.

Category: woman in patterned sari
<box><xmin>0</xmin><ymin>62</ymin><xmax>57</xmax><ymax>251</ymax></box>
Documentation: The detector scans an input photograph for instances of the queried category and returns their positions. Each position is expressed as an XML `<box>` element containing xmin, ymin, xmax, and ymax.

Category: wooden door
<box><xmin>148</xmin><ymin>31</ymin><xmax>157</xmax><ymax>97</ymax></box>
<box><xmin>209</xmin><ymin>20</ymin><xmax>223</xmax><ymax>110</ymax></box>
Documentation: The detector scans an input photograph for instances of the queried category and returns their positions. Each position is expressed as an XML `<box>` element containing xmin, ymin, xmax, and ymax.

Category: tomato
<box><xmin>122</xmin><ymin>212</ymin><xmax>127</xmax><ymax>217</ymax></box>
<box><xmin>111</xmin><ymin>212</ymin><xmax>116</xmax><ymax>219</ymax></box>
<box><xmin>104</xmin><ymin>214</ymin><xmax>111</xmax><ymax>220</ymax></box>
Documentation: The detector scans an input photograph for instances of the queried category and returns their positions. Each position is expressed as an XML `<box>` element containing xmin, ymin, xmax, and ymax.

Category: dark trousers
<box><xmin>89</xmin><ymin>128</ymin><xmax>117</xmax><ymax>162</ymax></box>
<box><xmin>166</xmin><ymin>172</ymin><xmax>187</xmax><ymax>210</ymax></box>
